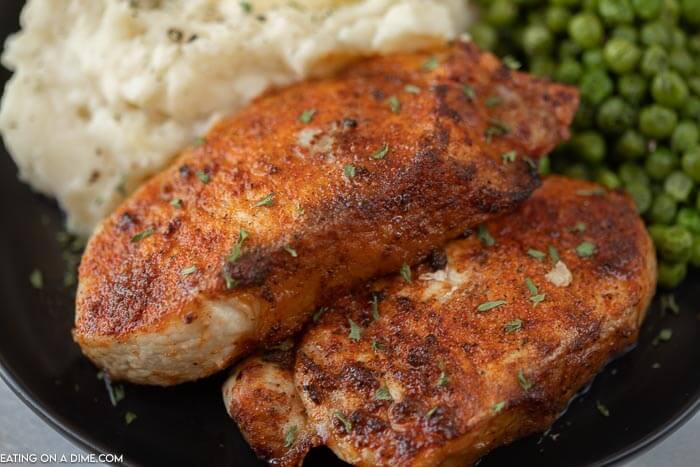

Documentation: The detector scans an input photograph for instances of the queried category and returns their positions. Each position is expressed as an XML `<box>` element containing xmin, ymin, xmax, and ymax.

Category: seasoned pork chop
<box><xmin>224</xmin><ymin>176</ymin><xmax>656</xmax><ymax>466</ymax></box>
<box><xmin>74</xmin><ymin>41</ymin><xmax>578</xmax><ymax>385</ymax></box>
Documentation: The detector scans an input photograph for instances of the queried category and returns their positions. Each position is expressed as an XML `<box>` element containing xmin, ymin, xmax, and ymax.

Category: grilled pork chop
<box><xmin>224</xmin><ymin>176</ymin><xmax>656</xmax><ymax>466</ymax></box>
<box><xmin>74</xmin><ymin>40</ymin><xmax>578</xmax><ymax>385</ymax></box>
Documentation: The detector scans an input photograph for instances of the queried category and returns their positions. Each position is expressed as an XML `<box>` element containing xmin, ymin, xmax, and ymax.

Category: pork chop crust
<box><xmin>224</xmin><ymin>176</ymin><xmax>656</xmax><ymax>466</ymax></box>
<box><xmin>74</xmin><ymin>41</ymin><xmax>578</xmax><ymax>385</ymax></box>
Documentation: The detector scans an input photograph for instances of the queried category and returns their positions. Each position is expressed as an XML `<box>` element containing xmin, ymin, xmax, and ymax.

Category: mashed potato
<box><xmin>0</xmin><ymin>0</ymin><xmax>471</xmax><ymax>234</ymax></box>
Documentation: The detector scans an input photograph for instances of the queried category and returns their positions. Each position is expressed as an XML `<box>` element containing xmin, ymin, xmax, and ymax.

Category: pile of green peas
<box><xmin>472</xmin><ymin>0</ymin><xmax>700</xmax><ymax>288</ymax></box>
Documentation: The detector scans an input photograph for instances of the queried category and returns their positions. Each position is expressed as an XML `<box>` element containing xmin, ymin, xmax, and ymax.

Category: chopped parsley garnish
<box><xmin>400</xmin><ymin>263</ymin><xmax>412</xmax><ymax>283</ymax></box>
<box><xmin>29</xmin><ymin>269</ymin><xmax>43</xmax><ymax>289</ymax></box>
<box><xmin>239</xmin><ymin>1</ymin><xmax>252</xmax><ymax>13</ymax></box>
<box><xmin>98</xmin><ymin>371</ymin><xmax>125</xmax><ymax>407</ymax></box>
<box><xmin>528</xmin><ymin>248</ymin><xmax>546</xmax><ymax>260</ymax></box>
<box><xmin>518</xmin><ymin>369</ymin><xmax>533</xmax><ymax>391</ymax></box>
<box><xmin>548</xmin><ymin>245</ymin><xmax>560</xmax><ymax>264</ymax></box>
<box><xmin>576</xmin><ymin>241</ymin><xmax>597</xmax><ymax>257</ymax></box>
<box><xmin>312</xmin><ymin>306</ymin><xmax>327</xmax><ymax>323</ymax></box>
<box><xmin>196</xmin><ymin>171</ymin><xmax>210</xmax><ymax>184</ymax></box>
<box><xmin>387</xmin><ymin>96</ymin><xmax>401</xmax><ymax>113</ymax></box>
<box><xmin>344</xmin><ymin>164</ymin><xmax>356</xmax><ymax>180</ymax></box>
<box><xmin>404</xmin><ymin>84</ymin><xmax>421</xmax><ymax>94</ymax></box>
<box><xmin>130</xmin><ymin>228</ymin><xmax>154</xmax><ymax>243</ymax></box>
<box><xmin>227</xmin><ymin>228</ymin><xmax>249</xmax><ymax>263</ymax></box>
<box><xmin>284</xmin><ymin>425</ymin><xmax>297</xmax><ymax>448</ymax></box>
<box><xmin>477</xmin><ymin>300</ymin><xmax>507</xmax><ymax>312</ymax></box>
<box><xmin>425</xmin><ymin>407</ymin><xmax>439</xmax><ymax>418</ymax></box>
<box><xmin>181</xmin><ymin>265</ymin><xmax>197</xmax><ymax>276</ymax></box>
<box><xmin>374</xmin><ymin>386</ymin><xmax>393</xmax><ymax>401</ymax></box>
<box><xmin>596</xmin><ymin>401</ymin><xmax>610</xmax><ymax>417</ymax></box>
<box><xmin>484</xmin><ymin>119</ymin><xmax>510</xmax><ymax>143</ymax></box>
<box><xmin>436</xmin><ymin>366</ymin><xmax>448</xmax><ymax>387</ymax></box>
<box><xmin>422</xmin><ymin>56</ymin><xmax>439</xmax><ymax>71</ymax></box>
<box><xmin>501</xmin><ymin>150</ymin><xmax>517</xmax><ymax>163</ymax></box>
<box><xmin>192</xmin><ymin>137</ymin><xmax>205</xmax><ymax>147</ymax></box>
<box><xmin>503</xmin><ymin>55</ymin><xmax>521</xmax><ymax>70</ymax></box>
<box><xmin>525</xmin><ymin>278</ymin><xmax>546</xmax><ymax>305</ymax></box>
<box><xmin>576</xmin><ymin>187</ymin><xmax>605</xmax><ymax>196</ymax></box>
<box><xmin>254</xmin><ymin>193</ymin><xmax>275</xmax><ymax>208</ymax></box>
<box><xmin>660</xmin><ymin>293</ymin><xmax>680</xmax><ymax>315</ymax></box>
<box><xmin>658</xmin><ymin>328</ymin><xmax>673</xmax><ymax>342</ymax></box>
<box><xmin>570</xmin><ymin>222</ymin><xmax>587</xmax><ymax>233</ymax></box>
<box><xmin>333</xmin><ymin>411</ymin><xmax>352</xmax><ymax>433</ymax></box>
<box><xmin>298</xmin><ymin>109</ymin><xmax>316</xmax><ymax>124</ymax></box>
<box><xmin>371</xmin><ymin>143</ymin><xmax>389</xmax><ymax>160</ymax></box>
<box><xmin>125</xmin><ymin>412</ymin><xmax>138</xmax><ymax>425</ymax></box>
<box><xmin>504</xmin><ymin>319</ymin><xmax>523</xmax><ymax>333</ymax></box>
<box><xmin>348</xmin><ymin>318</ymin><xmax>362</xmax><ymax>341</ymax></box>
<box><xmin>477</xmin><ymin>225</ymin><xmax>495</xmax><ymax>247</ymax></box>
<box><xmin>492</xmin><ymin>401</ymin><xmax>506</xmax><ymax>413</ymax></box>
<box><xmin>371</xmin><ymin>294</ymin><xmax>380</xmax><ymax>321</ymax></box>
<box><xmin>462</xmin><ymin>84</ymin><xmax>476</xmax><ymax>100</ymax></box>
<box><xmin>284</xmin><ymin>245</ymin><xmax>298</xmax><ymax>257</ymax></box>
<box><xmin>485</xmin><ymin>95</ymin><xmax>503</xmax><ymax>107</ymax></box>
<box><xmin>371</xmin><ymin>339</ymin><xmax>383</xmax><ymax>352</ymax></box>
<box><xmin>170</xmin><ymin>198</ymin><xmax>182</xmax><ymax>208</ymax></box>
<box><xmin>222</xmin><ymin>269</ymin><xmax>236</xmax><ymax>290</ymax></box>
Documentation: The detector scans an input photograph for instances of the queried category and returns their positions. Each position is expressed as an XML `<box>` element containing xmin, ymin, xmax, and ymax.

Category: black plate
<box><xmin>1</xmin><ymin>2</ymin><xmax>700</xmax><ymax>466</ymax></box>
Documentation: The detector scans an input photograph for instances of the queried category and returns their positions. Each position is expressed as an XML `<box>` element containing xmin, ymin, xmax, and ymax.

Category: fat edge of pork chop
<box><xmin>74</xmin><ymin>40</ymin><xmax>578</xmax><ymax>386</ymax></box>
<box><xmin>223</xmin><ymin>176</ymin><xmax>656</xmax><ymax>466</ymax></box>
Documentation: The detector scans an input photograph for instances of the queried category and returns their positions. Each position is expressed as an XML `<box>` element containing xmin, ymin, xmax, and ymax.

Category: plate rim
<box><xmin>2</xmin><ymin>349</ymin><xmax>700</xmax><ymax>467</ymax></box>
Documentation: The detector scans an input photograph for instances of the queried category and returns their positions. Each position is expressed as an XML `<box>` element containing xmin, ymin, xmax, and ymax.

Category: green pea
<box><xmin>612</xmin><ymin>25</ymin><xmax>639</xmax><ymax>42</ymax></box>
<box><xmin>555</xmin><ymin>59</ymin><xmax>584</xmax><ymax>84</ymax></box>
<box><xmin>688</xmin><ymin>77</ymin><xmax>700</xmax><ymax>96</ymax></box>
<box><xmin>651</xmin><ymin>71</ymin><xmax>689</xmax><ymax>108</ymax></box>
<box><xmin>672</xmin><ymin>122</ymin><xmax>699</xmax><ymax>153</ymax></box>
<box><xmin>580</xmin><ymin>69</ymin><xmax>615</xmax><ymax>105</ymax></box>
<box><xmin>574</xmin><ymin>101</ymin><xmax>596</xmax><ymax>128</ymax></box>
<box><xmin>682</xmin><ymin>96</ymin><xmax>700</xmax><ymax>119</ymax></box>
<box><xmin>573</xmin><ymin>131</ymin><xmax>607</xmax><ymax>163</ymax></box>
<box><xmin>487</xmin><ymin>0</ymin><xmax>518</xmax><ymax>26</ymax></box>
<box><xmin>559</xmin><ymin>40</ymin><xmax>583</xmax><ymax>59</ymax></box>
<box><xmin>639</xmin><ymin>104</ymin><xmax>678</xmax><ymax>139</ymax></box>
<box><xmin>682</xmin><ymin>146</ymin><xmax>700</xmax><ymax>181</ymax></box>
<box><xmin>689</xmin><ymin>34</ymin><xmax>700</xmax><ymax>54</ymax></box>
<box><xmin>523</xmin><ymin>25</ymin><xmax>554</xmax><ymax>56</ymax></box>
<box><xmin>618</xmin><ymin>74</ymin><xmax>648</xmax><ymax>103</ymax></box>
<box><xmin>641</xmin><ymin>21</ymin><xmax>672</xmax><ymax>48</ymax></box>
<box><xmin>676</xmin><ymin>207</ymin><xmax>700</xmax><ymax>233</ymax></box>
<box><xmin>584</xmin><ymin>0</ymin><xmax>601</xmax><ymax>10</ymax></box>
<box><xmin>681</xmin><ymin>0</ymin><xmax>700</xmax><ymax>24</ymax></box>
<box><xmin>471</xmin><ymin>23</ymin><xmax>498</xmax><ymax>51</ymax></box>
<box><xmin>632</xmin><ymin>0</ymin><xmax>664</xmax><ymax>18</ymax></box>
<box><xmin>597</xmin><ymin>97</ymin><xmax>636</xmax><ymax>134</ymax></box>
<box><xmin>626</xmin><ymin>181</ymin><xmax>653</xmax><ymax>213</ymax></box>
<box><xmin>670</xmin><ymin>49</ymin><xmax>695</xmax><ymax>76</ymax></box>
<box><xmin>599</xmin><ymin>0</ymin><xmax>636</xmax><ymax>23</ymax></box>
<box><xmin>545</xmin><ymin>6</ymin><xmax>572</xmax><ymax>32</ymax></box>
<box><xmin>595</xmin><ymin>167</ymin><xmax>622</xmax><ymax>188</ymax></box>
<box><xmin>616</xmin><ymin>130</ymin><xmax>647</xmax><ymax>159</ymax></box>
<box><xmin>648</xmin><ymin>193</ymin><xmax>678</xmax><ymax>223</ymax></box>
<box><xmin>569</xmin><ymin>13</ymin><xmax>604</xmax><ymax>49</ymax></box>
<box><xmin>664</xmin><ymin>170</ymin><xmax>694</xmax><ymax>201</ymax></box>
<box><xmin>563</xmin><ymin>163</ymin><xmax>592</xmax><ymax>180</ymax></box>
<box><xmin>582</xmin><ymin>49</ymin><xmax>606</xmax><ymax>69</ymax></box>
<box><xmin>657</xmin><ymin>261</ymin><xmax>687</xmax><ymax>288</ymax></box>
<box><xmin>603</xmin><ymin>38</ymin><xmax>641</xmax><ymax>74</ymax></box>
<box><xmin>661</xmin><ymin>0</ymin><xmax>681</xmax><ymax>22</ymax></box>
<box><xmin>689</xmin><ymin>235</ymin><xmax>700</xmax><ymax>267</ymax></box>
<box><xmin>671</xmin><ymin>28</ymin><xmax>687</xmax><ymax>48</ymax></box>
<box><xmin>657</xmin><ymin>224</ymin><xmax>693</xmax><ymax>261</ymax></box>
<box><xmin>641</xmin><ymin>46</ymin><xmax>669</xmax><ymax>77</ymax></box>
<box><xmin>530</xmin><ymin>56</ymin><xmax>555</xmax><ymax>77</ymax></box>
<box><xmin>620</xmin><ymin>162</ymin><xmax>651</xmax><ymax>185</ymax></box>
<box><xmin>646</xmin><ymin>147</ymin><xmax>679</xmax><ymax>179</ymax></box>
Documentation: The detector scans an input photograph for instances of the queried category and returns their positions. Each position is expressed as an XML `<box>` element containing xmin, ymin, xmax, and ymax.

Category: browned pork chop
<box><xmin>74</xmin><ymin>40</ymin><xmax>578</xmax><ymax>385</ymax></box>
<box><xmin>224</xmin><ymin>176</ymin><xmax>656</xmax><ymax>466</ymax></box>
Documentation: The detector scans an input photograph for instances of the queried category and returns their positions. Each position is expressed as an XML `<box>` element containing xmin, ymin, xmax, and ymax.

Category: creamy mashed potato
<box><xmin>0</xmin><ymin>0</ymin><xmax>471</xmax><ymax>234</ymax></box>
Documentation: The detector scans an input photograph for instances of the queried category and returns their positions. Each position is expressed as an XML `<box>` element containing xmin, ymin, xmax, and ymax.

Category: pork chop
<box><xmin>74</xmin><ymin>41</ymin><xmax>578</xmax><ymax>385</ymax></box>
<box><xmin>223</xmin><ymin>176</ymin><xmax>656</xmax><ymax>466</ymax></box>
